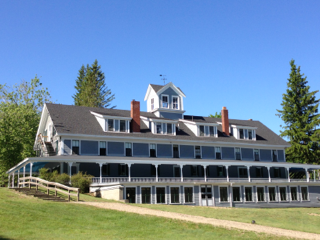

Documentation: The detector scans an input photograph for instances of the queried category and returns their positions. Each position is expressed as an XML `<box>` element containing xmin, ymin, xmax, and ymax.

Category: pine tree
<box><xmin>73</xmin><ymin>60</ymin><xmax>115</xmax><ymax>108</ymax></box>
<box><xmin>277</xmin><ymin>60</ymin><xmax>320</xmax><ymax>164</ymax></box>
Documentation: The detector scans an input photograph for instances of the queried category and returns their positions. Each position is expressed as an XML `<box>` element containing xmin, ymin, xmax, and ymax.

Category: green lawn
<box><xmin>134</xmin><ymin>203</ymin><xmax>320</xmax><ymax>234</ymax></box>
<box><xmin>0</xmin><ymin>188</ymin><xmax>287</xmax><ymax>240</ymax></box>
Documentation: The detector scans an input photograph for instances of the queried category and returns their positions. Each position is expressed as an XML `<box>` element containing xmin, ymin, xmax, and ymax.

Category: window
<box><xmin>108</xmin><ymin>119</ymin><xmax>114</xmax><ymax>131</ymax></box>
<box><xmin>220</xmin><ymin>187</ymin><xmax>228</xmax><ymax>202</ymax></box>
<box><xmin>257</xmin><ymin>187</ymin><xmax>264</xmax><ymax>202</ymax></box>
<box><xmin>150</xmin><ymin>144</ymin><xmax>156</xmax><ymax>157</ymax></box>
<box><xmin>162</xmin><ymin>95</ymin><xmax>168</xmax><ymax>108</ymax></box>
<box><xmin>167</xmin><ymin>123</ymin><xmax>173</xmax><ymax>135</ymax></box>
<box><xmin>239</xmin><ymin>129</ymin><xmax>244</xmax><ymax>139</ymax></box>
<box><xmin>235</xmin><ymin>148</ymin><xmax>241</xmax><ymax>160</ymax></box>
<box><xmin>141</xmin><ymin>187</ymin><xmax>151</xmax><ymax>204</ymax></box>
<box><xmin>269</xmin><ymin>187</ymin><xmax>276</xmax><ymax>201</ymax></box>
<box><xmin>173</xmin><ymin>145</ymin><xmax>179</xmax><ymax>158</ymax></box>
<box><xmin>195</xmin><ymin>146</ymin><xmax>201</xmax><ymax>159</ymax></box>
<box><xmin>199</xmin><ymin>126</ymin><xmax>204</xmax><ymax>136</ymax></box>
<box><xmin>256</xmin><ymin>167</ymin><xmax>262</xmax><ymax>178</ymax></box>
<box><xmin>239</xmin><ymin>167</ymin><xmax>248</xmax><ymax>178</ymax></box>
<box><xmin>191</xmin><ymin>165</ymin><xmax>198</xmax><ymax>177</ymax></box>
<box><xmin>151</xmin><ymin>98</ymin><xmax>154</xmax><ymax>110</ymax></box>
<box><xmin>172</xmin><ymin>96</ymin><xmax>179</xmax><ymax>109</ymax></box>
<box><xmin>290</xmin><ymin>187</ymin><xmax>298</xmax><ymax>201</ymax></box>
<box><xmin>280</xmin><ymin>187</ymin><xmax>287</xmax><ymax>201</ymax></box>
<box><xmin>272</xmin><ymin>150</ymin><xmax>278</xmax><ymax>162</ymax></box>
<box><xmin>100</xmin><ymin>141</ymin><xmax>106</xmax><ymax>156</ymax></box>
<box><xmin>248</xmin><ymin>129</ymin><xmax>253</xmax><ymax>140</ymax></box>
<box><xmin>254</xmin><ymin>149</ymin><xmax>259</xmax><ymax>161</ymax></box>
<box><xmin>209</xmin><ymin>126</ymin><xmax>215</xmax><ymax>136</ymax></box>
<box><xmin>119</xmin><ymin>164</ymin><xmax>127</xmax><ymax>176</ymax></box>
<box><xmin>125</xmin><ymin>142</ymin><xmax>132</xmax><ymax>156</ymax></box>
<box><xmin>218</xmin><ymin>166</ymin><xmax>224</xmax><ymax>177</ymax></box>
<box><xmin>72</xmin><ymin>140</ymin><xmax>79</xmax><ymax>155</ymax></box>
<box><xmin>120</xmin><ymin>120</ymin><xmax>126</xmax><ymax>132</ymax></box>
<box><xmin>156</xmin><ymin>187</ymin><xmax>165</xmax><ymax>204</ymax></box>
<box><xmin>245</xmin><ymin>187</ymin><xmax>253</xmax><ymax>201</ymax></box>
<box><xmin>274</xmin><ymin>168</ymin><xmax>280</xmax><ymax>178</ymax></box>
<box><xmin>301</xmin><ymin>187</ymin><xmax>308</xmax><ymax>201</ymax></box>
<box><xmin>102</xmin><ymin>164</ymin><xmax>109</xmax><ymax>176</ymax></box>
<box><xmin>156</xmin><ymin>122</ymin><xmax>162</xmax><ymax>134</ymax></box>
<box><xmin>215</xmin><ymin>147</ymin><xmax>221</xmax><ymax>159</ymax></box>
<box><xmin>233</xmin><ymin>187</ymin><xmax>241</xmax><ymax>202</ymax></box>
<box><xmin>171</xmin><ymin>187</ymin><xmax>180</xmax><ymax>203</ymax></box>
<box><xmin>184</xmin><ymin>187</ymin><xmax>193</xmax><ymax>203</ymax></box>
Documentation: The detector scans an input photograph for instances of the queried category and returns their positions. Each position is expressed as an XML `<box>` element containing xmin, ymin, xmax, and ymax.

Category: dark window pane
<box><xmin>100</xmin><ymin>148</ymin><xmax>106</xmax><ymax>156</ymax></box>
<box><xmin>120</xmin><ymin>120</ymin><xmax>126</xmax><ymax>132</ymax></box>
<box><xmin>142</xmin><ymin>188</ymin><xmax>151</xmax><ymax>204</ymax></box>
<box><xmin>209</xmin><ymin>126</ymin><xmax>215</xmax><ymax>136</ymax></box>
<box><xmin>220</xmin><ymin>187</ymin><xmax>228</xmax><ymax>202</ymax></box>
<box><xmin>167</xmin><ymin>123</ymin><xmax>173</xmax><ymax>134</ymax></box>
<box><xmin>173</xmin><ymin>145</ymin><xmax>179</xmax><ymax>158</ymax></box>
<box><xmin>72</xmin><ymin>147</ymin><xmax>79</xmax><ymax>155</ymax></box>
<box><xmin>108</xmin><ymin>119</ymin><xmax>114</xmax><ymax>131</ymax></box>
<box><xmin>239</xmin><ymin>129</ymin><xmax>244</xmax><ymax>139</ymax></box>
<box><xmin>269</xmin><ymin>187</ymin><xmax>276</xmax><ymax>201</ymax></box>
<box><xmin>301</xmin><ymin>187</ymin><xmax>308</xmax><ymax>200</ymax></box>
<box><xmin>185</xmin><ymin>187</ymin><xmax>193</xmax><ymax>203</ymax></box>
<box><xmin>245</xmin><ymin>187</ymin><xmax>252</xmax><ymax>201</ymax></box>
<box><xmin>233</xmin><ymin>187</ymin><xmax>241</xmax><ymax>202</ymax></box>
<box><xmin>102</xmin><ymin>165</ymin><xmax>109</xmax><ymax>176</ymax></box>
<box><xmin>200</xmin><ymin>126</ymin><xmax>204</xmax><ymax>136</ymax></box>
<box><xmin>291</xmin><ymin>187</ymin><xmax>297</xmax><ymax>201</ymax></box>
<box><xmin>257</xmin><ymin>187</ymin><xmax>264</xmax><ymax>201</ymax></box>
<box><xmin>280</xmin><ymin>187</ymin><xmax>287</xmax><ymax>201</ymax></box>
<box><xmin>126</xmin><ymin>148</ymin><xmax>132</xmax><ymax>157</ymax></box>
<box><xmin>171</xmin><ymin>187</ymin><xmax>179</xmax><ymax>203</ymax></box>
<box><xmin>156</xmin><ymin>188</ymin><xmax>165</xmax><ymax>203</ymax></box>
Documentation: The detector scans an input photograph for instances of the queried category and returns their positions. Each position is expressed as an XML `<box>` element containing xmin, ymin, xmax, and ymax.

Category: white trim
<box><xmin>149</xmin><ymin>143</ymin><xmax>157</xmax><ymax>158</ymax></box>
<box><xmin>179</xmin><ymin>119</ymin><xmax>219</xmax><ymax>127</ymax></box>
<box><xmin>289</xmin><ymin>185</ymin><xmax>299</xmax><ymax>202</ymax></box>
<box><xmin>161</xmin><ymin>94</ymin><xmax>169</xmax><ymax>109</ymax></box>
<box><xmin>279</xmin><ymin>186</ymin><xmax>289</xmax><ymax>202</ymax></box>
<box><xmin>169</xmin><ymin>186</ymin><xmax>181</xmax><ymax>204</ymax></box>
<box><xmin>256</xmin><ymin>186</ymin><xmax>267</xmax><ymax>202</ymax></box>
<box><xmin>124</xmin><ymin>142</ymin><xmax>133</xmax><ymax>157</ymax></box>
<box><xmin>172</xmin><ymin>95</ymin><xmax>180</xmax><ymax>110</ymax></box>
<box><xmin>183</xmin><ymin>186</ymin><xmax>195</xmax><ymax>204</ymax></box>
<box><xmin>244</xmin><ymin>185</ymin><xmax>254</xmax><ymax>202</ymax></box>
<box><xmin>194</xmin><ymin>145</ymin><xmax>202</xmax><ymax>159</ymax></box>
<box><xmin>90</xmin><ymin>111</ymin><xmax>132</xmax><ymax>121</ymax></box>
<box><xmin>124</xmin><ymin>186</ymin><xmax>138</xmax><ymax>204</ymax></box>
<box><xmin>268</xmin><ymin>186</ymin><xmax>278</xmax><ymax>202</ymax></box>
<box><xmin>139</xmin><ymin>186</ymin><xmax>152</xmax><ymax>204</ymax></box>
<box><xmin>300</xmin><ymin>185</ymin><xmax>310</xmax><ymax>201</ymax></box>
<box><xmin>157</xmin><ymin>82</ymin><xmax>186</xmax><ymax>98</ymax></box>
<box><xmin>232</xmin><ymin>186</ymin><xmax>242</xmax><ymax>202</ymax></box>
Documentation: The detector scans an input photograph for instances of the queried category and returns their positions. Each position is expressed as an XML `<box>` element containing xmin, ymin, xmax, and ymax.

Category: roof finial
<box><xmin>159</xmin><ymin>74</ymin><xmax>167</xmax><ymax>85</ymax></box>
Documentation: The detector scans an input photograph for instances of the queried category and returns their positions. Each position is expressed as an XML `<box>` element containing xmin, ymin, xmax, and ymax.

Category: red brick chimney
<box><xmin>221</xmin><ymin>106</ymin><xmax>229</xmax><ymax>136</ymax></box>
<box><xmin>131</xmin><ymin>100</ymin><xmax>140</xmax><ymax>133</ymax></box>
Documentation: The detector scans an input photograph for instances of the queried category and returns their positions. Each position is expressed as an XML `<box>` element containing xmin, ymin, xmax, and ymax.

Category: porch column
<box><xmin>313</xmin><ymin>170</ymin><xmax>316</xmax><ymax>182</ymax></box>
<box><xmin>8</xmin><ymin>175</ymin><xmax>10</xmax><ymax>188</ymax></box>
<box><xmin>154</xmin><ymin>164</ymin><xmax>158</xmax><ymax>182</ymax></box>
<box><xmin>180</xmin><ymin>165</ymin><xmax>184</xmax><ymax>182</ymax></box>
<box><xmin>305</xmin><ymin>168</ymin><xmax>309</xmax><ymax>182</ymax></box>
<box><xmin>12</xmin><ymin>172</ymin><xmax>15</xmax><ymax>188</ymax></box>
<box><xmin>17</xmin><ymin>170</ymin><xmax>20</xmax><ymax>188</ymax></box>
<box><xmin>267</xmin><ymin>167</ymin><xmax>271</xmax><ymax>182</ymax></box>
<box><xmin>204</xmin><ymin>166</ymin><xmax>207</xmax><ymax>182</ymax></box>
<box><xmin>68</xmin><ymin>162</ymin><xmax>73</xmax><ymax>184</ymax></box>
<box><xmin>226</xmin><ymin>166</ymin><xmax>229</xmax><ymax>182</ymax></box>
<box><xmin>128</xmin><ymin>163</ymin><xmax>131</xmax><ymax>182</ymax></box>
<box><xmin>29</xmin><ymin>162</ymin><xmax>33</xmax><ymax>177</ymax></box>
<box><xmin>229</xmin><ymin>184</ymin><xmax>233</xmax><ymax>208</ymax></box>
<box><xmin>23</xmin><ymin>166</ymin><xmax>26</xmax><ymax>187</ymax></box>
<box><xmin>287</xmin><ymin>167</ymin><xmax>290</xmax><ymax>182</ymax></box>
<box><xmin>247</xmin><ymin>166</ymin><xmax>251</xmax><ymax>182</ymax></box>
<box><xmin>99</xmin><ymin>163</ymin><xmax>103</xmax><ymax>184</ymax></box>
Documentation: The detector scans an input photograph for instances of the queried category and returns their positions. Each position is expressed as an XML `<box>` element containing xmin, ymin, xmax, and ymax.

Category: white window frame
<box><xmin>124</xmin><ymin>186</ymin><xmax>138</xmax><ymax>204</ymax></box>
<box><xmin>218</xmin><ymin>186</ymin><xmax>229</xmax><ymax>203</ymax></box>
<box><xmin>235</xmin><ymin>147</ymin><xmax>241</xmax><ymax>160</ymax></box>
<box><xmin>232</xmin><ymin>186</ymin><xmax>242</xmax><ymax>202</ymax></box>
<box><xmin>279</xmin><ymin>186</ymin><xmax>288</xmax><ymax>202</ymax></box>
<box><xmin>300</xmin><ymin>185</ymin><xmax>309</xmax><ymax>201</ymax></box>
<box><xmin>215</xmin><ymin>147</ymin><xmax>221</xmax><ymax>159</ymax></box>
<box><xmin>254</xmin><ymin>149</ymin><xmax>260</xmax><ymax>161</ymax></box>
<box><xmin>149</xmin><ymin>143</ymin><xmax>157</xmax><ymax>157</ymax></box>
<box><xmin>183</xmin><ymin>186</ymin><xmax>195</xmax><ymax>204</ymax></box>
<box><xmin>161</xmin><ymin>94</ymin><xmax>169</xmax><ymax>109</ymax></box>
<box><xmin>244</xmin><ymin>186</ymin><xmax>254</xmax><ymax>202</ymax></box>
<box><xmin>172</xmin><ymin>95</ymin><xmax>179</xmax><ymax>110</ymax></box>
<box><xmin>155</xmin><ymin>186</ymin><xmax>167</xmax><ymax>204</ymax></box>
<box><xmin>72</xmin><ymin>139</ymin><xmax>80</xmax><ymax>155</ymax></box>
<box><xmin>237</xmin><ymin>128</ymin><xmax>256</xmax><ymax>141</ymax></box>
<box><xmin>99</xmin><ymin>141</ymin><xmax>107</xmax><ymax>156</ymax></box>
<box><xmin>124</xmin><ymin>142</ymin><xmax>133</xmax><ymax>157</ymax></box>
<box><xmin>194</xmin><ymin>145</ymin><xmax>202</xmax><ymax>159</ymax></box>
<box><xmin>256</xmin><ymin>186</ymin><xmax>266</xmax><ymax>202</ymax></box>
<box><xmin>172</xmin><ymin>144</ymin><xmax>180</xmax><ymax>158</ymax></box>
<box><xmin>140</xmin><ymin>186</ymin><xmax>152</xmax><ymax>204</ymax></box>
<box><xmin>155</xmin><ymin>122</ymin><xmax>162</xmax><ymax>134</ymax></box>
<box><xmin>169</xmin><ymin>186</ymin><xmax>181</xmax><ymax>204</ymax></box>
<box><xmin>107</xmin><ymin>119</ymin><xmax>115</xmax><ymax>132</ymax></box>
<box><xmin>289</xmin><ymin>186</ymin><xmax>299</xmax><ymax>202</ymax></box>
<box><xmin>268</xmin><ymin>186</ymin><xmax>278</xmax><ymax>202</ymax></box>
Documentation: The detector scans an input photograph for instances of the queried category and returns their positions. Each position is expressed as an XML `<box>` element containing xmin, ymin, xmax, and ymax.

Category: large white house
<box><xmin>7</xmin><ymin>82</ymin><xmax>320</xmax><ymax>207</ymax></box>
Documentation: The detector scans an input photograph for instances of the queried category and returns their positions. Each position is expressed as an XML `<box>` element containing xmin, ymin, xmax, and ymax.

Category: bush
<box><xmin>71</xmin><ymin>172</ymin><xmax>93</xmax><ymax>193</ymax></box>
<box><xmin>39</xmin><ymin>168</ymin><xmax>52</xmax><ymax>181</ymax></box>
<box><xmin>54</xmin><ymin>173</ymin><xmax>70</xmax><ymax>186</ymax></box>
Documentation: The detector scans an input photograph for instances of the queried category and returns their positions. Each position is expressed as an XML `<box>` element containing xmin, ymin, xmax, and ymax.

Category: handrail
<box><xmin>18</xmin><ymin>176</ymin><xmax>80</xmax><ymax>202</ymax></box>
<box><xmin>37</xmin><ymin>133</ymin><xmax>48</xmax><ymax>155</ymax></box>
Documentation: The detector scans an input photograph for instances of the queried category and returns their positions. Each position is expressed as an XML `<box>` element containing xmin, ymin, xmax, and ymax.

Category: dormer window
<box><xmin>232</xmin><ymin>125</ymin><xmax>257</xmax><ymax>141</ymax></box>
<box><xmin>108</xmin><ymin>119</ymin><xmax>114</xmax><ymax>131</ymax></box>
<box><xmin>120</xmin><ymin>120</ymin><xmax>126</xmax><ymax>132</ymax></box>
<box><xmin>162</xmin><ymin>95</ymin><xmax>169</xmax><ymax>108</ymax></box>
<box><xmin>196</xmin><ymin>125</ymin><xmax>217</xmax><ymax>137</ymax></box>
<box><xmin>172</xmin><ymin>96</ymin><xmax>179</xmax><ymax>109</ymax></box>
<box><xmin>151</xmin><ymin>98</ymin><xmax>154</xmax><ymax>110</ymax></box>
<box><xmin>209</xmin><ymin>126</ymin><xmax>215</xmax><ymax>136</ymax></box>
<box><xmin>150</xmin><ymin>121</ymin><xmax>176</xmax><ymax>135</ymax></box>
<box><xmin>248</xmin><ymin>129</ymin><xmax>253</xmax><ymax>140</ymax></box>
<box><xmin>167</xmin><ymin>123</ymin><xmax>173</xmax><ymax>135</ymax></box>
<box><xmin>156</xmin><ymin>123</ymin><xmax>162</xmax><ymax>134</ymax></box>
<box><xmin>199</xmin><ymin>126</ymin><xmax>205</xmax><ymax>136</ymax></box>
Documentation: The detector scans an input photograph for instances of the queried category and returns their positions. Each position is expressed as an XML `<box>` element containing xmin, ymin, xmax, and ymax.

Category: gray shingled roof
<box><xmin>150</xmin><ymin>84</ymin><xmax>185</xmax><ymax>95</ymax></box>
<box><xmin>46</xmin><ymin>103</ymin><xmax>289</xmax><ymax>146</ymax></box>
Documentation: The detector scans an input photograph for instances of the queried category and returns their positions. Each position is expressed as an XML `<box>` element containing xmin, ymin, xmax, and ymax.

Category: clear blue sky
<box><xmin>1</xmin><ymin>0</ymin><xmax>319</xmax><ymax>136</ymax></box>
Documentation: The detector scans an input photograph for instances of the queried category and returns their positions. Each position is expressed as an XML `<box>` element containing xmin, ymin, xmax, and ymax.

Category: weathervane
<box><xmin>159</xmin><ymin>74</ymin><xmax>167</xmax><ymax>85</ymax></box>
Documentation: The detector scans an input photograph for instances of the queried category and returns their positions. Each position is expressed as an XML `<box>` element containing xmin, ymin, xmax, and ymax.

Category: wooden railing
<box><xmin>18</xmin><ymin>177</ymin><xmax>80</xmax><ymax>201</ymax></box>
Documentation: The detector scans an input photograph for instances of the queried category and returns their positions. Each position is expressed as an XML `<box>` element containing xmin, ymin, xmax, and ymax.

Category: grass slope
<box><xmin>134</xmin><ymin>204</ymin><xmax>320</xmax><ymax>234</ymax></box>
<box><xmin>0</xmin><ymin>188</ymin><xmax>286</xmax><ymax>240</ymax></box>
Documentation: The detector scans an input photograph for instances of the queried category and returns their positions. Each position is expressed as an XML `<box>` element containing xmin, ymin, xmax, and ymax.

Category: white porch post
<box><xmin>68</xmin><ymin>162</ymin><xmax>73</xmax><ymax>183</ymax></box>
<box><xmin>305</xmin><ymin>168</ymin><xmax>309</xmax><ymax>182</ymax></box>
<box><xmin>229</xmin><ymin>184</ymin><xmax>233</xmax><ymax>208</ymax></box>
<box><xmin>267</xmin><ymin>167</ymin><xmax>271</xmax><ymax>182</ymax></box>
<box><xmin>313</xmin><ymin>170</ymin><xmax>316</xmax><ymax>182</ymax></box>
<box><xmin>23</xmin><ymin>166</ymin><xmax>26</xmax><ymax>187</ymax></box>
<box><xmin>8</xmin><ymin>175</ymin><xmax>10</xmax><ymax>188</ymax></box>
<box><xmin>154</xmin><ymin>164</ymin><xmax>158</xmax><ymax>182</ymax></box>
<box><xmin>180</xmin><ymin>165</ymin><xmax>183</xmax><ymax>182</ymax></box>
<box><xmin>17</xmin><ymin>170</ymin><xmax>20</xmax><ymax>188</ymax></box>
<box><xmin>99</xmin><ymin>163</ymin><xmax>103</xmax><ymax>184</ymax></box>
<box><xmin>30</xmin><ymin>162</ymin><xmax>33</xmax><ymax>177</ymax></box>
<box><xmin>226</xmin><ymin>166</ymin><xmax>229</xmax><ymax>182</ymax></box>
<box><xmin>128</xmin><ymin>163</ymin><xmax>131</xmax><ymax>182</ymax></box>
<box><xmin>12</xmin><ymin>172</ymin><xmax>15</xmax><ymax>188</ymax></box>
<box><xmin>247</xmin><ymin>166</ymin><xmax>251</xmax><ymax>182</ymax></box>
<box><xmin>287</xmin><ymin>167</ymin><xmax>290</xmax><ymax>182</ymax></box>
<box><xmin>204</xmin><ymin>166</ymin><xmax>207</xmax><ymax>182</ymax></box>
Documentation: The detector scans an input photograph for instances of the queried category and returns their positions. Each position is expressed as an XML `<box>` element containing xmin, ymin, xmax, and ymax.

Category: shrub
<box><xmin>54</xmin><ymin>173</ymin><xmax>70</xmax><ymax>186</ymax></box>
<box><xmin>39</xmin><ymin>168</ymin><xmax>52</xmax><ymax>181</ymax></box>
<box><xmin>71</xmin><ymin>172</ymin><xmax>93</xmax><ymax>193</ymax></box>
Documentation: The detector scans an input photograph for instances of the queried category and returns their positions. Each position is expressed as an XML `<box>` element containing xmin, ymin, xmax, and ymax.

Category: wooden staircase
<box><xmin>14</xmin><ymin>188</ymin><xmax>69</xmax><ymax>202</ymax></box>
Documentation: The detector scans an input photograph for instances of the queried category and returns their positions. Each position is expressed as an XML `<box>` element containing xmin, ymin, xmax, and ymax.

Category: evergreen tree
<box><xmin>277</xmin><ymin>60</ymin><xmax>320</xmax><ymax>164</ymax></box>
<box><xmin>73</xmin><ymin>60</ymin><xmax>115</xmax><ymax>108</ymax></box>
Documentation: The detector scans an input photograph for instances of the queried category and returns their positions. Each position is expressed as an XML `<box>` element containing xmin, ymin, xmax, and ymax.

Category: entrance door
<box><xmin>141</xmin><ymin>187</ymin><xmax>151</xmax><ymax>204</ymax></box>
<box><xmin>126</xmin><ymin>188</ymin><xmax>136</xmax><ymax>203</ymax></box>
<box><xmin>201</xmin><ymin>185</ymin><xmax>213</xmax><ymax>206</ymax></box>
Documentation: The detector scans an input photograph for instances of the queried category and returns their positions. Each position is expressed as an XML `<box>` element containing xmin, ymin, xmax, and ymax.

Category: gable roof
<box><xmin>45</xmin><ymin>103</ymin><xmax>289</xmax><ymax>147</ymax></box>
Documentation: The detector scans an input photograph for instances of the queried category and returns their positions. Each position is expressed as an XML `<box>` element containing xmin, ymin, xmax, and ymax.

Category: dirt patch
<box><xmin>309</xmin><ymin>213</ymin><xmax>320</xmax><ymax>217</ymax></box>
<box><xmin>73</xmin><ymin>202</ymin><xmax>320</xmax><ymax>240</ymax></box>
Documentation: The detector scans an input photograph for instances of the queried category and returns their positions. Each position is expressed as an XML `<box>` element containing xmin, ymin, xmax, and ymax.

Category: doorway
<box><xmin>126</xmin><ymin>188</ymin><xmax>136</xmax><ymax>203</ymax></box>
<box><xmin>201</xmin><ymin>185</ymin><xmax>213</xmax><ymax>206</ymax></box>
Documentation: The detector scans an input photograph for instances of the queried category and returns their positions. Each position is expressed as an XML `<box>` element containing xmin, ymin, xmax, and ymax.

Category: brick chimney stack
<box><xmin>221</xmin><ymin>106</ymin><xmax>230</xmax><ymax>136</ymax></box>
<box><xmin>131</xmin><ymin>100</ymin><xmax>140</xmax><ymax>133</ymax></box>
